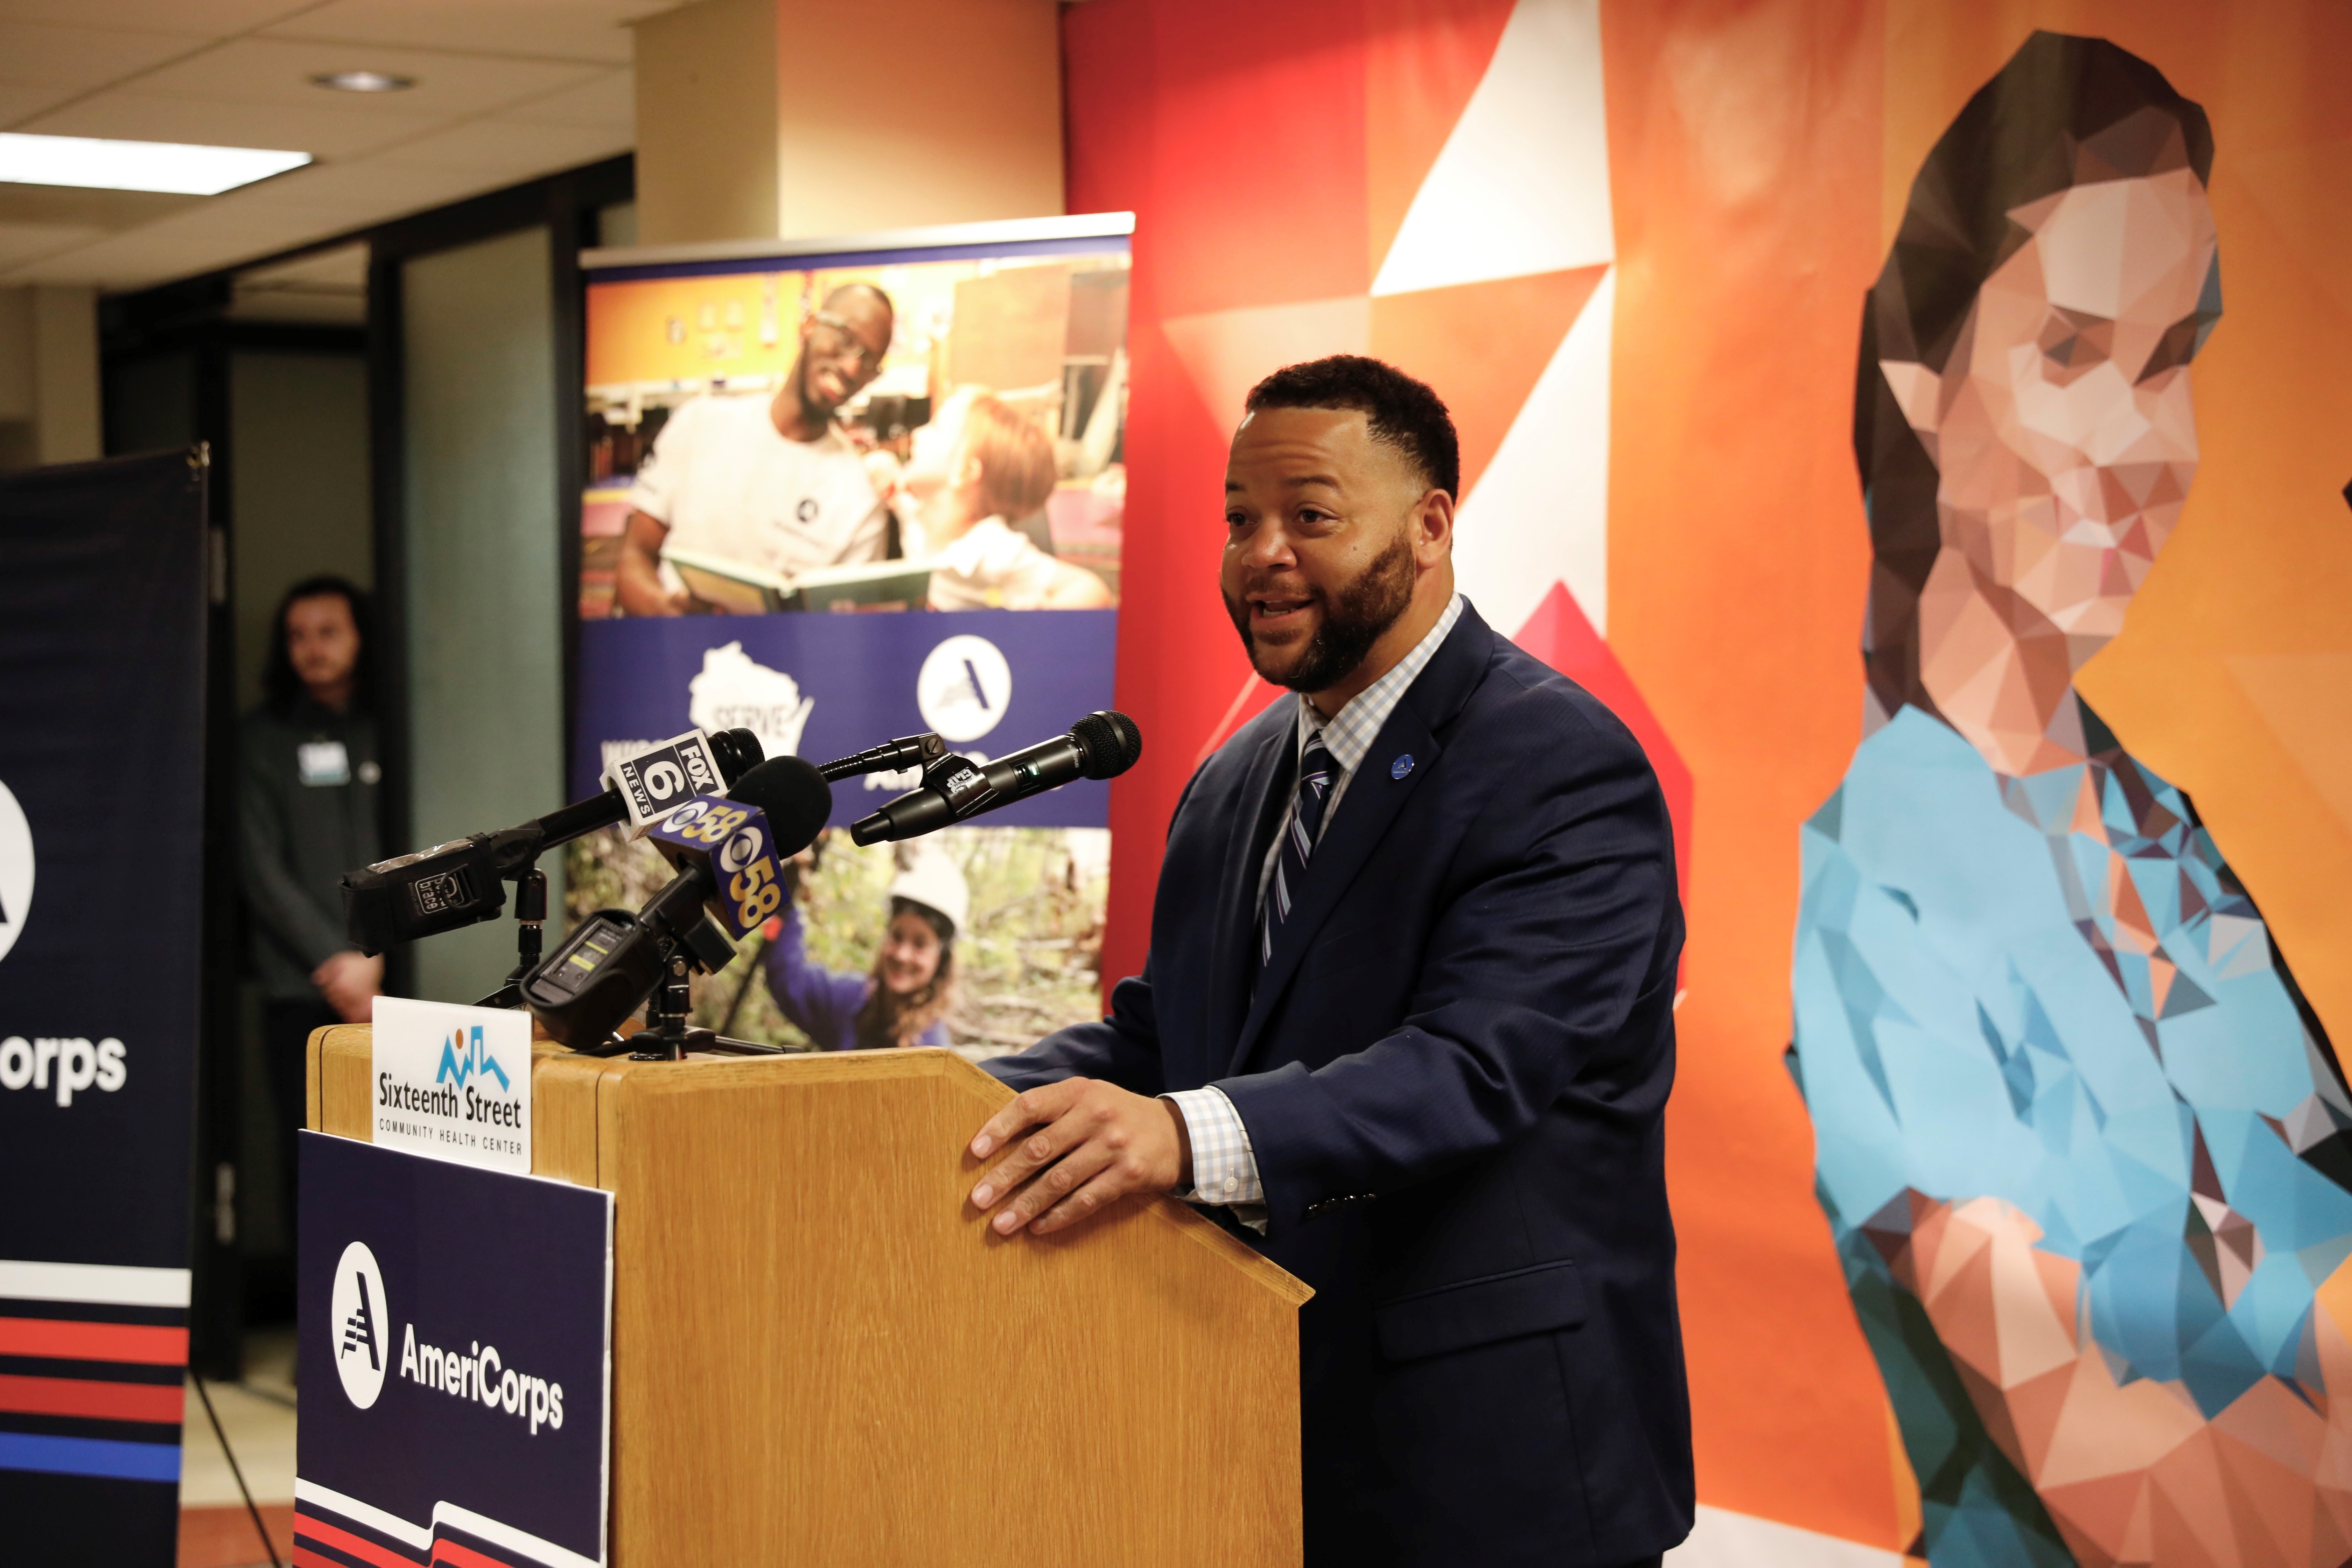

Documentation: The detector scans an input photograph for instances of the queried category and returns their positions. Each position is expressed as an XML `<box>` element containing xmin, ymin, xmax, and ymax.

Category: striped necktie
<box><xmin>1262</xmin><ymin>730</ymin><xmax>1337</xmax><ymax>965</ymax></box>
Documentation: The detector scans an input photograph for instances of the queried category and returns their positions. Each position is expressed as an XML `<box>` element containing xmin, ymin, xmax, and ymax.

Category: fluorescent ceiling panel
<box><xmin>0</xmin><ymin>132</ymin><xmax>309</xmax><ymax>195</ymax></box>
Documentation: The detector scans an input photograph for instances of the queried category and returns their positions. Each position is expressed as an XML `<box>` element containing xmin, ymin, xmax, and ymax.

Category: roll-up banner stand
<box><xmin>573</xmin><ymin>216</ymin><xmax>1133</xmax><ymax>1055</ymax></box>
<box><xmin>0</xmin><ymin>450</ymin><xmax>210</xmax><ymax>1564</ymax></box>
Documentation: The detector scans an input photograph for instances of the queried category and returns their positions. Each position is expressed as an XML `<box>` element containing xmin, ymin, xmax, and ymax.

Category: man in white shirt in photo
<box><xmin>616</xmin><ymin>281</ymin><xmax>896</xmax><ymax>616</ymax></box>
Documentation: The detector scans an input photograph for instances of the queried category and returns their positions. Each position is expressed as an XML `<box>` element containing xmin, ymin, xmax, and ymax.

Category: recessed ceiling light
<box><xmin>313</xmin><ymin>70</ymin><xmax>415</xmax><ymax>93</ymax></box>
<box><xmin>0</xmin><ymin>133</ymin><xmax>310</xmax><ymax>195</ymax></box>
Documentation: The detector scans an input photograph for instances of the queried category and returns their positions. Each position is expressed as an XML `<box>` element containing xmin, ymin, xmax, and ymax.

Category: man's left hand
<box><xmin>968</xmin><ymin>1078</ymin><xmax>1192</xmax><ymax>1236</ymax></box>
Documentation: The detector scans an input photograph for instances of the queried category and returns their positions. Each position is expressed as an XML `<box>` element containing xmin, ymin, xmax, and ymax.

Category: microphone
<box><xmin>341</xmin><ymin>727</ymin><xmax>765</xmax><ymax>954</ymax></box>
<box><xmin>849</xmin><ymin>710</ymin><xmax>1140</xmax><ymax>846</ymax></box>
<box><xmin>522</xmin><ymin>757</ymin><xmax>834</xmax><ymax>1048</ymax></box>
<box><xmin>817</xmin><ymin>733</ymin><xmax>947</xmax><ymax>782</ymax></box>
<box><xmin>640</xmin><ymin>756</ymin><xmax>834</xmax><ymax>938</ymax></box>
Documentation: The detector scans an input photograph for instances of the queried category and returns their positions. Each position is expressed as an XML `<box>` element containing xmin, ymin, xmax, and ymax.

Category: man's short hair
<box><xmin>1243</xmin><ymin>355</ymin><xmax>1460</xmax><ymax>500</ymax></box>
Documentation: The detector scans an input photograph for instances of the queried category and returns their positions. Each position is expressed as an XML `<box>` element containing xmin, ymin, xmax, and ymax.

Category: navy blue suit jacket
<box><xmin>988</xmin><ymin>604</ymin><xmax>1692</xmax><ymax>1566</ymax></box>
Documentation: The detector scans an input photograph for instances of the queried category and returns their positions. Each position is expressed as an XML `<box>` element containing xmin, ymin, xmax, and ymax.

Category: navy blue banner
<box><xmin>298</xmin><ymin>1133</ymin><xmax>611</xmax><ymax>1567</ymax></box>
<box><xmin>0</xmin><ymin>451</ymin><xmax>207</xmax><ymax>1565</ymax></box>
<box><xmin>572</xmin><ymin>608</ymin><xmax>1118</xmax><ymax>826</ymax></box>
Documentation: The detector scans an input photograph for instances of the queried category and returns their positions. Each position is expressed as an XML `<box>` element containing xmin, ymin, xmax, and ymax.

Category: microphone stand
<box><xmin>475</xmin><ymin>736</ymin><xmax>915</xmax><ymax>1017</ymax></box>
<box><xmin>563</xmin><ymin>933</ymin><xmax>787</xmax><ymax>1062</ymax></box>
<box><xmin>473</xmin><ymin>863</ymin><xmax>548</xmax><ymax>1010</ymax></box>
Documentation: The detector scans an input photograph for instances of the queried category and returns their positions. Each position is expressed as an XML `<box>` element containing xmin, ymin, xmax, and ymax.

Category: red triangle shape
<box><xmin>1511</xmin><ymin>582</ymin><xmax>1695</xmax><ymax>919</ymax></box>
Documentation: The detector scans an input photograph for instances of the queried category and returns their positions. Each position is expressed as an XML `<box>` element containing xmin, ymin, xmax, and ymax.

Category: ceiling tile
<box><xmin>231</xmin><ymin>240</ymin><xmax>369</xmax><ymax>323</ymax></box>
<box><xmin>127</xmin><ymin>36</ymin><xmax>605</xmax><ymax>117</ymax></box>
<box><xmin>0</xmin><ymin>218</ymin><xmax>106</xmax><ymax>267</ymax></box>
<box><xmin>0</xmin><ymin>180</ymin><xmax>201</xmax><ymax>230</ymax></box>
<box><xmin>370</xmin><ymin>117</ymin><xmax>628</xmax><ymax>177</ymax></box>
<box><xmin>23</xmin><ymin>89</ymin><xmax>440</xmax><ymax>159</ymax></box>
<box><xmin>248</xmin><ymin>156</ymin><xmax>538</xmax><ymax>217</ymax></box>
<box><xmin>237</xmin><ymin>240</ymin><xmax>366</xmax><ymax>288</ymax></box>
<box><xmin>0</xmin><ymin>4</ymin><xmax>313</xmax><ymax>40</ymax></box>
<box><xmin>495</xmin><ymin>66</ymin><xmax>630</xmax><ymax>132</ymax></box>
<box><xmin>0</xmin><ymin>21</ymin><xmax>198</xmax><ymax>92</ymax></box>
<box><xmin>262</xmin><ymin>0</ymin><xmax>680</xmax><ymax>67</ymax></box>
<box><xmin>0</xmin><ymin>82</ymin><xmax>80</xmax><ymax>124</ymax></box>
<box><xmin>0</xmin><ymin>198</ymin><xmax>359</xmax><ymax>286</ymax></box>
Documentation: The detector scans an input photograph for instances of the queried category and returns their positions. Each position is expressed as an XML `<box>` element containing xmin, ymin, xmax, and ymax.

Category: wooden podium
<box><xmin>309</xmin><ymin>1027</ymin><xmax>1309</xmax><ymax>1566</ymax></box>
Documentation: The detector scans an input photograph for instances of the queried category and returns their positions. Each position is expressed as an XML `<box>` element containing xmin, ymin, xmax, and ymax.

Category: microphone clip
<box><xmin>817</xmin><ymin>732</ymin><xmax>947</xmax><ymax>783</ymax></box>
<box><xmin>922</xmin><ymin>753</ymin><xmax>1000</xmax><ymax>821</ymax></box>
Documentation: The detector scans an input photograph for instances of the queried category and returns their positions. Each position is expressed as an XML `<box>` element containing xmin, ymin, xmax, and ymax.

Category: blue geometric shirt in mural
<box><xmin>1792</xmin><ymin>701</ymin><xmax>2352</xmax><ymax>1421</ymax></box>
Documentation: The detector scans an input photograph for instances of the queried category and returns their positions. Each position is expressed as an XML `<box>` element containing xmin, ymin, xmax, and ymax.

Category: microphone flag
<box><xmin>643</xmin><ymin>794</ymin><xmax>786</xmax><ymax>940</ymax></box>
<box><xmin>602</xmin><ymin>728</ymin><xmax>727</xmax><ymax>834</ymax></box>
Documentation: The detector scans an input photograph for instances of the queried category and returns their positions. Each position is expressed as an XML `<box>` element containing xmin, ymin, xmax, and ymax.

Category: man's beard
<box><xmin>792</xmin><ymin>356</ymin><xmax>836</xmax><ymax>422</ymax></box>
<box><xmin>1224</xmin><ymin>531</ymin><xmax>1417</xmax><ymax>694</ymax></box>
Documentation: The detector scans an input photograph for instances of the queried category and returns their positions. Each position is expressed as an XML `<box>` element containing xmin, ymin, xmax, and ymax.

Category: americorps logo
<box><xmin>332</xmin><ymin>1240</ymin><xmax>390</xmax><ymax>1409</ymax></box>
<box><xmin>330</xmin><ymin>1237</ymin><xmax>570</xmax><ymax>1436</ymax></box>
<box><xmin>0</xmin><ymin>777</ymin><xmax>130</xmax><ymax>1107</ymax></box>
<box><xmin>917</xmin><ymin>634</ymin><xmax>1011</xmax><ymax>743</ymax></box>
<box><xmin>398</xmin><ymin>1321</ymin><xmax>568</xmax><ymax>1437</ymax></box>
<box><xmin>0</xmin><ymin>776</ymin><xmax>33</xmax><ymax>965</ymax></box>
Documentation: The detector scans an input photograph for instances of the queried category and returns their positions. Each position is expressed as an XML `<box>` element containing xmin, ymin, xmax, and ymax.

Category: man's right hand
<box><xmin>967</xmin><ymin>1078</ymin><xmax>1193</xmax><ymax>1236</ymax></box>
<box><xmin>616</xmin><ymin>509</ymin><xmax>706</xmax><ymax>616</ymax></box>
<box><xmin>312</xmin><ymin>950</ymin><xmax>382</xmax><ymax>1024</ymax></box>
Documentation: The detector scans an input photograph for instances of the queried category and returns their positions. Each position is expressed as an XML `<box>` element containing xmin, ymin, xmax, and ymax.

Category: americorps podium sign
<box><xmin>371</xmin><ymin>997</ymin><xmax>532</xmax><ymax>1174</ymax></box>
<box><xmin>298</xmin><ymin>1132</ymin><xmax>612</xmax><ymax>1567</ymax></box>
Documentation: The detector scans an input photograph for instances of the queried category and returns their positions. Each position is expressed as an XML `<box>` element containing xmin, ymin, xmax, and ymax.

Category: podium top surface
<box><xmin>308</xmin><ymin>1023</ymin><xmax>1309</xmax><ymax>1308</ymax></box>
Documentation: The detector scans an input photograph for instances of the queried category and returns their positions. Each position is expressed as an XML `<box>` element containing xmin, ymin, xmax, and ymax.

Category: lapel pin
<box><xmin>1390</xmin><ymin>754</ymin><xmax>1414</xmax><ymax>780</ymax></box>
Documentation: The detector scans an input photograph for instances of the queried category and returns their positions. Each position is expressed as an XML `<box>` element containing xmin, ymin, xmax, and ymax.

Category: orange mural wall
<box><xmin>1600</xmin><ymin>1</ymin><xmax>1901</xmax><ymax>1548</ymax></box>
<box><xmin>1066</xmin><ymin>0</ymin><xmax>2352</xmax><ymax>1556</ymax></box>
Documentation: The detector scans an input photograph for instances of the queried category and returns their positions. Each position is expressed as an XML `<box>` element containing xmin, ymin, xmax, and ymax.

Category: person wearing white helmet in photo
<box><xmin>763</xmin><ymin>844</ymin><xmax>967</xmax><ymax>1050</ymax></box>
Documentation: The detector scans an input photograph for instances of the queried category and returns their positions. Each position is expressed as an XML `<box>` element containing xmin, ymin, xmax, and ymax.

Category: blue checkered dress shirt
<box><xmin>1163</xmin><ymin>595</ymin><xmax>1465</xmax><ymax>1227</ymax></box>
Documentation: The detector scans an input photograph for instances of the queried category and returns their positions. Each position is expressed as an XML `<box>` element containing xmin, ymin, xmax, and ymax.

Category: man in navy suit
<box><xmin>965</xmin><ymin>356</ymin><xmax>1692</xmax><ymax>1567</ymax></box>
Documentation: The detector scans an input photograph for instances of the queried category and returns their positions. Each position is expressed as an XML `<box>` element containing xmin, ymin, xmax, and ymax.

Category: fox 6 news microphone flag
<box><xmin>0</xmin><ymin>451</ymin><xmax>209</xmax><ymax>1564</ymax></box>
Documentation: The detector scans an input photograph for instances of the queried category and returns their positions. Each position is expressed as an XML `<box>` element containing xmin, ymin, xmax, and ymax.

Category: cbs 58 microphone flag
<box><xmin>0</xmin><ymin>451</ymin><xmax>208</xmax><ymax>1566</ymax></box>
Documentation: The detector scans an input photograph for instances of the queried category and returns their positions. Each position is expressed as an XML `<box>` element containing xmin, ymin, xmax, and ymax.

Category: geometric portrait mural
<box><xmin>1792</xmin><ymin>33</ymin><xmax>2352</xmax><ymax>1567</ymax></box>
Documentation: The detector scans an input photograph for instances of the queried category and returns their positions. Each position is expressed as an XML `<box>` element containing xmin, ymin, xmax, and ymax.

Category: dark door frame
<box><xmin>99</xmin><ymin>154</ymin><xmax>629</xmax><ymax>1378</ymax></box>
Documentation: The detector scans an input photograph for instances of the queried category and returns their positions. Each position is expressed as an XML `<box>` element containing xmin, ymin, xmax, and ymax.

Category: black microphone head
<box><xmin>727</xmin><ymin>756</ymin><xmax>833</xmax><ymax>855</ymax></box>
<box><xmin>709</xmin><ymin>727</ymin><xmax>765</xmax><ymax>785</ymax></box>
<box><xmin>1070</xmin><ymin>710</ymin><xmax>1142</xmax><ymax>781</ymax></box>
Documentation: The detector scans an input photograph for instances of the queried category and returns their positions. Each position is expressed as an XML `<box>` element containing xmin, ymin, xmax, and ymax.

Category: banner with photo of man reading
<box><xmin>573</xmin><ymin>216</ymin><xmax>1131</xmax><ymax>1059</ymax></box>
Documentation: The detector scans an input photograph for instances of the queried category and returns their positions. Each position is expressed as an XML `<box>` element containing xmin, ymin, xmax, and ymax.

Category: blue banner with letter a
<box><xmin>0</xmin><ymin>451</ymin><xmax>208</xmax><ymax>1566</ymax></box>
<box><xmin>298</xmin><ymin>1132</ymin><xmax>612</xmax><ymax>1567</ymax></box>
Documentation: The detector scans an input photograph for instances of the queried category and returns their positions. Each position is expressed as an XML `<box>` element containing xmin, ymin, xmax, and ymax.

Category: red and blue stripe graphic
<box><xmin>0</xmin><ymin>1260</ymin><xmax>189</xmax><ymax>1486</ymax></box>
<box><xmin>291</xmin><ymin>1482</ymin><xmax>599</xmax><ymax>1568</ymax></box>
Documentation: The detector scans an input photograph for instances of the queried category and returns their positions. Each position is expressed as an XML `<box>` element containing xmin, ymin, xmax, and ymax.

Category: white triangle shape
<box><xmin>1453</xmin><ymin>268</ymin><xmax>1613</xmax><ymax>634</ymax></box>
<box><xmin>1160</xmin><ymin>295</ymin><xmax>1371</xmax><ymax>428</ymax></box>
<box><xmin>1371</xmin><ymin>0</ymin><xmax>1615</xmax><ymax>298</ymax></box>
